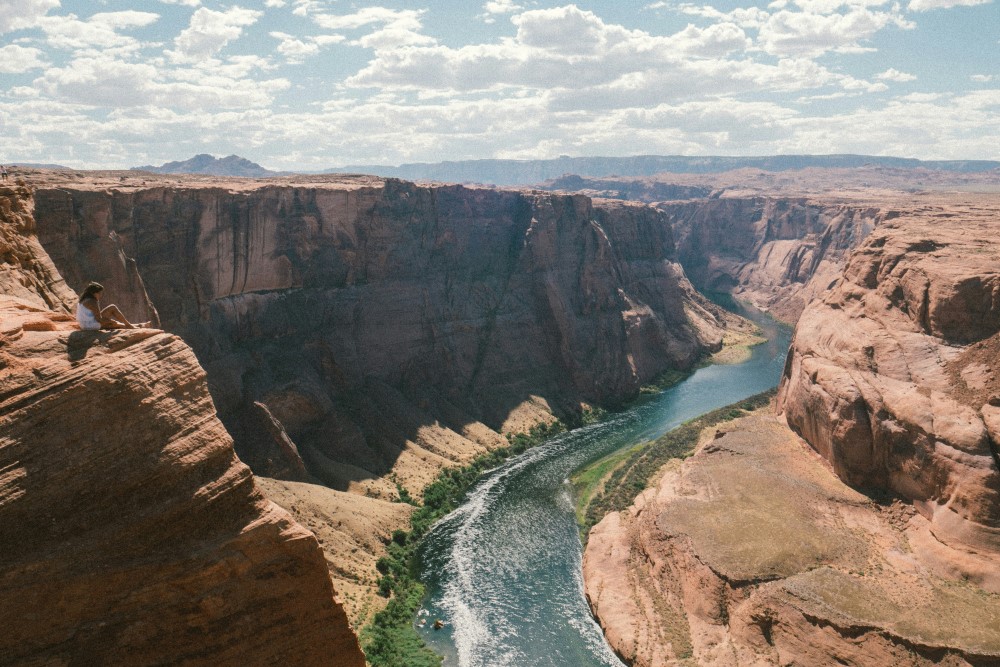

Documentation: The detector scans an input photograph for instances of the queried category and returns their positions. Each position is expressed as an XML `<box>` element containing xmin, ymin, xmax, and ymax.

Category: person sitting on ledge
<box><xmin>76</xmin><ymin>282</ymin><xmax>148</xmax><ymax>330</ymax></box>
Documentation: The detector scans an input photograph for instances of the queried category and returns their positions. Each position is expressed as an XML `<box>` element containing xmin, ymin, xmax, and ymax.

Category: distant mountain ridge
<box><xmin>130</xmin><ymin>153</ymin><xmax>1000</xmax><ymax>186</ymax></box>
<box><xmin>328</xmin><ymin>154</ymin><xmax>1000</xmax><ymax>186</ymax></box>
<box><xmin>134</xmin><ymin>154</ymin><xmax>283</xmax><ymax>178</ymax></box>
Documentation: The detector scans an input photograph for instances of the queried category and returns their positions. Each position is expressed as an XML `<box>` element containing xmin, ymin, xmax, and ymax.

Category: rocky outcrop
<box><xmin>585</xmin><ymin>412</ymin><xmax>1000</xmax><ymax>667</ymax></box>
<box><xmin>663</xmin><ymin>197</ymin><xmax>887</xmax><ymax>322</ymax></box>
<box><xmin>778</xmin><ymin>196</ymin><xmax>1000</xmax><ymax>573</ymax></box>
<box><xmin>584</xmin><ymin>193</ymin><xmax>1000</xmax><ymax>666</ymax></box>
<box><xmin>31</xmin><ymin>175</ymin><xmax>735</xmax><ymax>497</ymax></box>
<box><xmin>0</xmin><ymin>185</ymin><xmax>365</xmax><ymax>665</ymax></box>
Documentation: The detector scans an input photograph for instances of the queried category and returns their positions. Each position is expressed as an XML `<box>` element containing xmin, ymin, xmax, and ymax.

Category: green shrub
<box><xmin>361</xmin><ymin>418</ymin><xmax>567</xmax><ymax>666</ymax></box>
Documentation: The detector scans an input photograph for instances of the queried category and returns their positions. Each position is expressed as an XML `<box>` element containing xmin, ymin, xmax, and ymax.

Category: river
<box><xmin>416</xmin><ymin>304</ymin><xmax>792</xmax><ymax>666</ymax></box>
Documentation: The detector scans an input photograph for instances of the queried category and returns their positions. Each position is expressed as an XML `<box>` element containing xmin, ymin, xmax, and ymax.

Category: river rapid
<box><xmin>417</xmin><ymin>305</ymin><xmax>792</xmax><ymax>666</ymax></box>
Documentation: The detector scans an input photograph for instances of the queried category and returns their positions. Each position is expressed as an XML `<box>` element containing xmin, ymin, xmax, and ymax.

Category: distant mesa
<box><xmin>327</xmin><ymin>154</ymin><xmax>1000</xmax><ymax>187</ymax></box>
<box><xmin>133</xmin><ymin>153</ymin><xmax>283</xmax><ymax>178</ymax></box>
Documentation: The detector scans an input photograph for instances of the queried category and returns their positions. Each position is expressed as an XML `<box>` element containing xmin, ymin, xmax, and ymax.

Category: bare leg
<box><xmin>100</xmin><ymin>304</ymin><xmax>138</xmax><ymax>329</ymax></box>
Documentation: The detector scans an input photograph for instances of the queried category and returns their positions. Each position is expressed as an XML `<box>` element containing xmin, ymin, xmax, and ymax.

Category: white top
<box><xmin>76</xmin><ymin>301</ymin><xmax>101</xmax><ymax>330</ymax></box>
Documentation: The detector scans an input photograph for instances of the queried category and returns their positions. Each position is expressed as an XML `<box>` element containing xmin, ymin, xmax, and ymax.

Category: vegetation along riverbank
<box><xmin>573</xmin><ymin>389</ymin><xmax>778</xmax><ymax>541</ymax></box>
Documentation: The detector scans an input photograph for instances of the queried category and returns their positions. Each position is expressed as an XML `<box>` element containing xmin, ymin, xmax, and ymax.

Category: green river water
<box><xmin>417</xmin><ymin>305</ymin><xmax>792</xmax><ymax>666</ymax></box>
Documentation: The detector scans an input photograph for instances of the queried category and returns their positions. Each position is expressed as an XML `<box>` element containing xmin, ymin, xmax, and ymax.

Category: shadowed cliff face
<box><xmin>33</xmin><ymin>178</ymin><xmax>733</xmax><ymax>495</ymax></box>
<box><xmin>0</xmin><ymin>185</ymin><xmax>365</xmax><ymax>666</ymax></box>
<box><xmin>662</xmin><ymin>197</ymin><xmax>887</xmax><ymax>322</ymax></box>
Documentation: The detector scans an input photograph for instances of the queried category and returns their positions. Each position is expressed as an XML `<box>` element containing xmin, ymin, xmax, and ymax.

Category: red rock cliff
<box><xmin>663</xmin><ymin>197</ymin><xmax>887</xmax><ymax>322</ymax></box>
<box><xmin>584</xmin><ymin>193</ymin><xmax>1000</xmax><ymax>667</ymax></box>
<box><xmin>778</xmin><ymin>196</ymin><xmax>1000</xmax><ymax>570</ymax></box>
<box><xmin>0</xmin><ymin>184</ymin><xmax>365</xmax><ymax>666</ymax></box>
<box><xmin>32</xmin><ymin>175</ymin><xmax>734</xmax><ymax>496</ymax></box>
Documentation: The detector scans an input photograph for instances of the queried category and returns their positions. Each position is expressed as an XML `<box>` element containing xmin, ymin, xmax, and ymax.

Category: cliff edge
<box><xmin>779</xmin><ymin>195</ymin><xmax>1000</xmax><ymax>579</ymax></box>
<box><xmin>0</xmin><ymin>184</ymin><xmax>364</xmax><ymax>665</ymax></box>
<box><xmin>30</xmin><ymin>173</ymin><xmax>737</xmax><ymax>500</ymax></box>
<box><xmin>584</xmin><ymin>193</ymin><xmax>1000</xmax><ymax>666</ymax></box>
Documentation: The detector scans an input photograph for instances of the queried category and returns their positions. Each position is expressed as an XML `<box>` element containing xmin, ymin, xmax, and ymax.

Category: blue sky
<box><xmin>0</xmin><ymin>0</ymin><xmax>996</xmax><ymax>170</ymax></box>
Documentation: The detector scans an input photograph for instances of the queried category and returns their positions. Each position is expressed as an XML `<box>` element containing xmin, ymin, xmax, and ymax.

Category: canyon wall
<box><xmin>32</xmin><ymin>176</ymin><xmax>735</xmax><ymax>497</ymax></box>
<box><xmin>663</xmin><ymin>197</ymin><xmax>887</xmax><ymax>322</ymax></box>
<box><xmin>778</xmin><ymin>197</ymin><xmax>1000</xmax><ymax>568</ymax></box>
<box><xmin>584</xmin><ymin>193</ymin><xmax>1000</xmax><ymax>666</ymax></box>
<box><xmin>0</xmin><ymin>184</ymin><xmax>365</xmax><ymax>665</ymax></box>
<box><xmin>586</xmin><ymin>412</ymin><xmax>1000</xmax><ymax>667</ymax></box>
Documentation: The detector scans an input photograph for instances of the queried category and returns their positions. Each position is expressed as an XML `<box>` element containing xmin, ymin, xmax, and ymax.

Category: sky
<box><xmin>0</xmin><ymin>0</ymin><xmax>997</xmax><ymax>170</ymax></box>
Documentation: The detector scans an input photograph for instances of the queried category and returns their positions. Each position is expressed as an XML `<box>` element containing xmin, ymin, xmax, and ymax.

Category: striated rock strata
<box><xmin>585</xmin><ymin>412</ymin><xmax>1000</xmax><ymax>666</ymax></box>
<box><xmin>0</xmin><ymin>184</ymin><xmax>365</xmax><ymax>665</ymax></box>
<box><xmin>585</xmin><ymin>194</ymin><xmax>1000</xmax><ymax>666</ymax></box>
<box><xmin>663</xmin><ymin>197</ymin><xmax>888</xmax><ymax>322</ymax></box>
<box><xmin>779</xmin><ymin>197</ymin><xmax>1000</xmax><ymax>577</ymax></box>
<box><xmin>31</xmin><ymin>174</ymin><xmax>735</xmax><ymax>498</ymax></box>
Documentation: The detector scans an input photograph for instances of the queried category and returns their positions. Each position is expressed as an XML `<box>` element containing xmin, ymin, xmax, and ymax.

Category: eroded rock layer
<box><xmin>663</xmin><ymin>197</ymin><xmax>887</xmax><ymax>322</ymax></box>
<box><xmin>778</xmin><ymin>197</ymin><xmax>1000</xmax><ymax>571</ymax></box>
<box><xmin>584</xmin><ymin>194</ymin><xmax>1000</xmax><ymax>666</ymax></box>
<box><xmin>31</xmin><ymin>175</ymin><xmax>734</xmax><ymax>497</ymax></box>
<box><xmin>584</xmin><ymin>413</ymin><xmax>1000</xmax><ymax>667</ymax></box>
<box><xmin>0</xmin><ymin>185</ymin><xmax>364</xmax><ymax>665</ymax></box>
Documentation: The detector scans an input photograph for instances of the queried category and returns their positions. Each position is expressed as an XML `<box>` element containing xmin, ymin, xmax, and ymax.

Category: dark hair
<box><xmin>80</xmin><ymin>282</ymin><xmax>104</xmax><ymax>300</ymax></box>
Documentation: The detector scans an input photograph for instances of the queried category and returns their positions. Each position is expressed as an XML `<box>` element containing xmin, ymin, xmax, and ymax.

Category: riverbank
<box><xmin>359</xmin><ymin>420</ymin><xmax>568</xmax><ymax>667</ymax></box>
<box><xmin>412</xmin><ymin>300</ymin><xmax>790</xmax><ymax>666</ymax></box>
<box><xmin>572</xmin><ymin>389</ymin><xmax>776</xmax><ymax>539</ymax></box>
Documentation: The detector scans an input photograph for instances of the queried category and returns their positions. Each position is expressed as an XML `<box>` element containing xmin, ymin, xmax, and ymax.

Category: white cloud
<box><xmin>512</xmin><ymin>5</ymin><xmax>634</xmax><ymax>56</ymax></box>
<box><xmin>677</xmin><ymin>4</ymin><xmax>771</xmax><ymax>28</ymax></box>
<box><xmin>0</xmin><ymin>45</ymin><xmax>46</xmax><ymax>73</ymax></box>
<box><xmin>33</xmin><ymin>51</ymin><xmax>287</xmax><ymax>110</ymax></box>
<box><xmin>483</xmin><ymin>0</ymin><xmax>523</xmax><ymax>14</ymax></box>
<box><xmin>271</xmin><ymin>31</ymin><xmax>344</xmax><ymax>63</ymax></box>
<box><xmin>758</xmin><ymin>7</ymin><xmax>913</xmax><ymax>56</ymax></box>
<box><xmin>668</xmin><ymin>22</ymin><xmax>752</xmax><ymax>56</ymax></box>
<box><xmin>172</xmin><ymin>6</ymin><xmax>261</xmax><ymax>60</ymax></box>
<box><xmin>156</xmin><ymin>0</ymin><xmax>200</xmax><ymax>6</ymax></box>
<box><xmin>312</xmin><ymin>8</ymin><xmax>434</xmax><ymax>50</ymax></box>
<box><xmin>37</xmin><ymin>11</ymin><xmax>160</xmax><ymax>52</ymax></box>
<box><xmin>0</xmin><ymin>0</ymin><xmax>59</xmax><ymax>34</ymax></box>
<box><xmin>908</xmin><ymin>0</ymin><xmax>991</xmax><ymax>10</ymax></box>
<box><xmin>3</xmin><ymin>0</ymin><xmax>994</xmax><ymax>170</ymax></box>
<box><xmin>877</xmin><ymin>67</ymin><xmax>916</xmax><ymax>81</ymax></box>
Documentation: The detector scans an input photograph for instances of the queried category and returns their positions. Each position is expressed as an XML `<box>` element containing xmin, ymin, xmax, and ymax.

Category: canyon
<box><xmin>583</xmin><ymin>190</ymin><xmax>1000</xmax><ymax>666</ymax></box>
<box><xmin>2</xmin><ymin>167</ymin><xmax>741</xmax><ymax>664</ymax></box>
<box><xmin>5</xmin><ymin>162</ymin><xmax>1000</xmax><ymax>666</ymax></box>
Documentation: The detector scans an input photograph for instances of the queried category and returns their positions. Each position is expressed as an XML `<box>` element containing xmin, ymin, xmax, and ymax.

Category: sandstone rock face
<box><xmin>778</xmin><ymin>197</ymin><xmax>1000</xmax><ymax>573</ymax></box>
<box><xmin>663</xmin><ymin>197</ymin><xmax>886</xmax><ymax>322</ymax></box>
<box><xmin>0</xmin><ymin>186</ymin><xmax>365</xmax><ymax>666</ymax></box>
<box><xmin>32</xmin><ymin>176</ymin><xmax>734</xmax><ymax>496</ymax></box>
<box><xmin>584</xmin><ymin>413</ymin><xmax>1000</xmax><ymax>667</ymax></box>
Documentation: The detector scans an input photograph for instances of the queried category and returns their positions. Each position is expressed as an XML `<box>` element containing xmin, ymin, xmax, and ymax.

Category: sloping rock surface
<box><xmin>779</xmin><ymin>196</ymin><xmax>1000</xmax><ymax>572</ymax></box>
<box><xmin>31</xmin><ymin>173</ymin><xmax>735</xmax><ymax>497</ymax></box>
<box><xmin>0</xmin><ymin>185</ymin><xmax>364</xmax><ymax>666</ymax></box>
<box><xmin>585</xmin><ymin>413</ymin><xmax>1000</xmax><ymax>667</ymax></box>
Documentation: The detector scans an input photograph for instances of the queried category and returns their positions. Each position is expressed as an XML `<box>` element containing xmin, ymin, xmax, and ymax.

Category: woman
<box><xmin>76</xmin><ymin>282</ymin><xmax>146</xmax><ymax>330</ymax></box>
